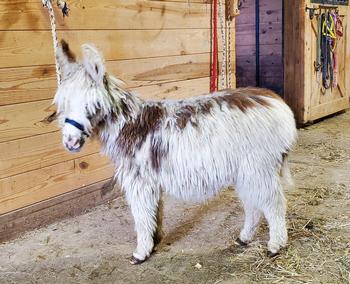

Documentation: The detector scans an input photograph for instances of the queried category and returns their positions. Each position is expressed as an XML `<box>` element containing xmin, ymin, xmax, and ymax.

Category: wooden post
<box><xmin>284</xmin><ymin>0</ymin><xmax>306</xmax><ymax>123</ymax></box>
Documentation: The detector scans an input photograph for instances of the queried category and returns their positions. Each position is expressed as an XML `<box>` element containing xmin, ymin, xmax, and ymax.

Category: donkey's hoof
<box><xmin>235</xmin><ymin>238</ymin><xmax>248</xmax><ymax>247</ymax></box>
<box><xmin>129</xmin><ymin>255</ymin><xmax>146</xmax><ymax>265</ymax></box>
<box><xmin>267</xmin><ymin>250</ymin><xmax>279</xmax><ymax>258</ymax></box>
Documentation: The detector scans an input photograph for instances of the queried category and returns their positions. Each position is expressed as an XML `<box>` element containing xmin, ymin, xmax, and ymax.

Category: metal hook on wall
<box><xmin>306</xmin><ymin>4</ymin><xmax>340</xmax><ymax>20</ymax></box>
<box><xmin>305</xmin><ymin>6</ymin><xmax>318</xmax><ymax>19</ymax></box>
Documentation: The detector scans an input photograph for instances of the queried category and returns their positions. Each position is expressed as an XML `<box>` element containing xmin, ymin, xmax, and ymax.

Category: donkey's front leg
<box><xmin>126</xmin><ymin>181</ymin><xmax>161</xmax><ymax>264</ymax></box>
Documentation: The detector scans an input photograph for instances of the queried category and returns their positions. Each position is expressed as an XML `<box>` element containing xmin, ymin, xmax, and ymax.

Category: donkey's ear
<box><xmin>57</xmin><ymin>40</ymin><xmax>77</xmax><ymax>78</ymax></box>
<box><xmin>81</xmin><ymin>44</ymin><xmax>105</xmax><ymax>85</ymax></box>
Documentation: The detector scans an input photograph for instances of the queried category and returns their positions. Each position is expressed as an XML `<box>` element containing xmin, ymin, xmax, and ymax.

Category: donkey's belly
<box><xmin>160</xmin><ymin>168</ymin><xmax>234</xmax><ymax>202</ymax></box>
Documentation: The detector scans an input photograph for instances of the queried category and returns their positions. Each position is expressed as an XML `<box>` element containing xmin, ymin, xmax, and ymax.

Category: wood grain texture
<box><xmin>284</xmin><ymin>0</ymin><xmax>305</xmax><ymax>122</ymax></box>
<box><xmin>236</xmin><ymin>43</ymin><xmax>281</xmax><ymax>57</ymax></box>
<box><xmin>0</xmin><ymin>178</ymin><xmax>119</xmax><ymax>242</ymax></box>
<box><xmin>0</xmin><ymin>53</ymin><xmax>213</xmax><ymax>106</ymax></box>
<box><xmin>0</xmin><ymin>131</ymin><xmax>100</xmax><ymax>179</ymax></box>
<box><xmin>136</xmin><ymin>77</ymin><xmax>210</xmax><ymax>100</ymax></box>
<box><xmin>0</xmin><ymin>29</ymin><xmax>212</xmax><ymax>68</ymax></box>
<box><xmin>0</xmin><ymin>0</ymin><xmax>211</xmax><ymax>30</ymax></box>
<box><xmin>0</xmin><ymin>153</ymin><xmax>114</xmax><ymax>214</ymax></box>
<box><xmin>236</xmin><ymin>0</ymin><xmax>282</xmax><ymax>93</ymax></box>
<box><xmin>237</xmin><ymin>9</ymin><xmax>282</xmax><ymax>25</ymax></box>
<box><xmin>0</xmin><ymin>100</ymin><xmax>57</xmax><ymax>143</ymax></box>
<box><xmin>236</xmin><ymin>22</ymin><xmax>282</xmax><ymax>47</ymax></box>
<box><xmin>309</xmin><ymin>98</ymin><xmax>349</xmax><ymax>121</ymax></box>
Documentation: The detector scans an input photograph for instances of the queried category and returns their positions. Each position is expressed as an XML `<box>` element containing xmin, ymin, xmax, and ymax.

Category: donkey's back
<box><xmin>155</xmin><ymin>88</ymin><xmax>296</xmax><ymax>201</ymax></box>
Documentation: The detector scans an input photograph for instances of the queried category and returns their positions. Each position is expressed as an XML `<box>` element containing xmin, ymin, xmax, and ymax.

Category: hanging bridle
<box><xmin>314</xmin><ymin>7</ymin><xmax>343</xmax><ymax>92</ymax></box>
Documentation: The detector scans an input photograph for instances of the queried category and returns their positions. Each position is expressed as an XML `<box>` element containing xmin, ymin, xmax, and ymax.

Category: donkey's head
<box><xmin>53</xmin><ymin>40</ymin><xmax>111</xmax><ymax>152</ymax></box>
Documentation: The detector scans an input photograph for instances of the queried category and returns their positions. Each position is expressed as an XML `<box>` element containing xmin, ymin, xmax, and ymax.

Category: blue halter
<box><xmin>64</xmin><ymin>118</ymin><xmax>90</xmax><ymax>137</ymax></box>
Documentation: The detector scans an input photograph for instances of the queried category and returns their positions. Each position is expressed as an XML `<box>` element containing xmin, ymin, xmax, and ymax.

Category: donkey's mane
<box><xmin>100</xmin><ymin>74</ymin><xmax>141</xmax><ymax>120</ymax></box>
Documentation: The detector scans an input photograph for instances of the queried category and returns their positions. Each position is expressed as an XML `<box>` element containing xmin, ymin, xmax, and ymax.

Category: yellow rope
<box><xmin>322</xmin><ymin>13</ymin><xmax>336</xmax><ymax>39</ymax></box>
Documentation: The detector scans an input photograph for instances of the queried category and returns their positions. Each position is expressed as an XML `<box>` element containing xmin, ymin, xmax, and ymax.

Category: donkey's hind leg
<box><xmin>262</xmin><ymin>181</ymin><xmax>287</xmax><ymax>256</ymax></box>
<box><xmin>125</xmin><ymin>179</ymin><xmax>161</xmax><ymax>264</ymax></box>
<box><xmin>237</xmin><ymin>200</ymin><xmax>262</xmax><ymax>246</ymax></box>
<box><xmin>236</xmin><ymin>170</ymin><xmax>287</xmax><ymax>255</ymax></box>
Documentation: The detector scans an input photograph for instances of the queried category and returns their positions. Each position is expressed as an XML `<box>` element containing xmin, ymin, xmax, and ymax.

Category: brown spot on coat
<box><xmin>215</xmin><ymin>94</ymin><xmax>256</xmax><ymax>112</ymax></box>
<box><xmin>214</xmin><ymin>88</ymin><xmax>277</xmax><ymax>112</ymax></box>
<box><xmin>234</xmin><ymin>87</ymin><xmax>283</xmax><ymax>101</ymax></box>
<box><xmin>150</xmin><ymin>137</ymin><xmax>168</xmax><ymax>172</ymax></box>
<box><xmin>199</xmin><ymin>101</ymin><xmax>214</xmax><ymax>114</ymax></box>
<box><xmin>119</xmin><ymin>98</ymin><xmax>132</xmax><ymax>118</ymax></box>
<box><xmin>61</xmin><ymin>39</ymin><xmax>76</xmax><ymax>62</ymax></box>
<box><xmin>175</xmin><ymin>105</ymin><xmax>197</xmax><ymax>129</ymax></box>
<box><xmin>117</xmin><ymin>104</ymin><xmax>165</xmax><ymax>156</ymax></box>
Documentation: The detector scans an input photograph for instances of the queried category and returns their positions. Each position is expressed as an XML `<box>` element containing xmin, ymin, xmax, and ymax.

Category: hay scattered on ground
<box><xmin>226</xmin><ymin>181</ymin><xmax>350</xmax><ymax>284</ymax></box>
<box><xmin>228</xmin><ymin>213</ymin><xmax>349</xmax><ymax>283</ymax></box>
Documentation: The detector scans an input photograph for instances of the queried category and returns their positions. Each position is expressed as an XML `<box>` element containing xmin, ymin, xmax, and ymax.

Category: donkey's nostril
<box><xmin>73</xmin><ymin>139</ymin><xmax>80</xmax><ymax>147</ymax></box>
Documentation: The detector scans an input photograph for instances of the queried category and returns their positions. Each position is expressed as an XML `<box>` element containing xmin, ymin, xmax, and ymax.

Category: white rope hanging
<box><xmin>42</xmin><ymin>0</ymin><xmax>69</xmax><ymax>87</ymax></box>
<box><xmin>227</xmin><ymin>14</ymin><xmax>232</xmax><ymax>89</ymax></box>
<box><xmin>218</xmin><ymin>0</ymin><xmax>227</xmax><ymax>89</ymax></box>
<box><xmin>218</xmin><ymin>0</ymin><xmax>233</xmax><ymax>90</ymax></box>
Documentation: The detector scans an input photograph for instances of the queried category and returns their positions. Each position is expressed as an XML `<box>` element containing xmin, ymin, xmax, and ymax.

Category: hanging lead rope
<box><xmin>219</xmin><ymin>0</ymin><xmax>227</xmax><ymax>89</ymax></box>
<box><xmin>210</xmin><ymin>0</ymin><xmax>219</xmax><ymax>92</ymax></box>
<box><xmin>216</xmin><ymin>0</ymin><xmax>234</xmax><ymax>90</ymax></box>
<box><xmin>227</xmin><ymin>20</ymin><xmax>232</xmax><ymax>88</ymax></box>
<box><xmin>332</xmin><ymin>12</ymin><xmax>343</xmax><ymax>88</ymax></box>
<box><xmin>315</xmin><ymin>15</ymin><xmax>322</xmax><ymax>72</ymax></box>
<box><xmin>42</xmin><ymin>0</ymin><xmax>69</xmax><ymax>86</ymax></box>
<box><xmin>320</xmin><ymin>11</ymin><xmax>337</xmax><ymax>90</ymax></box>
<box><xmin>226</xmin><ymin>0</ymin><xmax>233</xmax><ymax>89</ymax></box>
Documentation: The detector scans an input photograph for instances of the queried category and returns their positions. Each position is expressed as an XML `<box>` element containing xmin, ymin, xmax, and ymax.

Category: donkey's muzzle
<box><xmin>64</xmin><ymin>136</ymin><xmax>86</xmax><ymax>152</ymax></box>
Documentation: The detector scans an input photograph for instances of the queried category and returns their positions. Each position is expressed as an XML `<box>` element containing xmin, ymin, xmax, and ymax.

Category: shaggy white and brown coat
<box><xmin>53</xmin><ymin>41</ymin><xmax>297</xmax><ymax>264</ymax></box>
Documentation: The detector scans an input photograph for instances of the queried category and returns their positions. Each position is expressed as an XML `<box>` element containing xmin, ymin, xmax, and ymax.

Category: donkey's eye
<box><xmin>86</xmin><ymin>111</ymin><xmax>93</xmax><ymax>120</ymax></box>
<box><xmin>85</xmin><ymin>106</ymin><xmax>92</xmax><ymax>120</ymax></box>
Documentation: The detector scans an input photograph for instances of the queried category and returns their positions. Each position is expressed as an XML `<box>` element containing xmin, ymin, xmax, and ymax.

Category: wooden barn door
<box><xmin>306</xmin><ymin>3</ymin><xmax>350</xmax><ymax>121</ymax></box>
<box><xmin>284</xmin><ymin>1</ymin><xmax>350</xmax><ymax>124</ymax></box>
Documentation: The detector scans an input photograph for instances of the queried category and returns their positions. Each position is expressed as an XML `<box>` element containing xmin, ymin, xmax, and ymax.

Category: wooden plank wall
<box><xmin>0</xmin><ymin>1</ymin><xmax>236</xmax><ymax>215</ymax></box>
<box><xmin>236</xmin><ymin>0</ymin><xmax>283</xmax><ymax>94</ymax></box>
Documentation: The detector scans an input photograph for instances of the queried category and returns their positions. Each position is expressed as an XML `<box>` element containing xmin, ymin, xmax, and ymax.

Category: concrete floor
<box><xmin>0</xmin><ymin>111</ymin><xmax>349</xmax><ymax>284</ymax></box>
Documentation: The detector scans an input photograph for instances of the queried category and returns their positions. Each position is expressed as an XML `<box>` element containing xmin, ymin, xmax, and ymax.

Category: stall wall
<box><xmin>236</xmin><ymin>0</ymin><xmax>283</xmax><ymax>94</ymax></box>
<box><xmin>0</xmin><ymin>1</ymin><xmax>236</xmax><ymax>216</ymax></box>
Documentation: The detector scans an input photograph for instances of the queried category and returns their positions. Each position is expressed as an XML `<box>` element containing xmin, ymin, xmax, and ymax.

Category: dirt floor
<box><xmin>0</xmin><ymin>111</ymin><xmax>349</xmax><ymax>284</ymax></box>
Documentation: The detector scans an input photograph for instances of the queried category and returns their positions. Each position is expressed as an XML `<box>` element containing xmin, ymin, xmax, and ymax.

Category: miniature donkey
<box><xmin>53</xmin><ymin>40</ymin><xmax>297</xmax><ymax>264</ymax></box>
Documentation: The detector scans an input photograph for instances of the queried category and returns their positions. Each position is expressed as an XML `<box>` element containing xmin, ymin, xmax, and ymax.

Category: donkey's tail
<box><xmin>280</xmin><ymin>154</ymin><xmax>294</xmax><ymax>189</ymax></box>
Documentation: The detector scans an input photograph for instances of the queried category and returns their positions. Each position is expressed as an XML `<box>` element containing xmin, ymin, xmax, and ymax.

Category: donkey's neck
<box><xmin>96</xmin><ymin>79</ymin><xmax>144</xmax><ymax>160</ymax></box>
